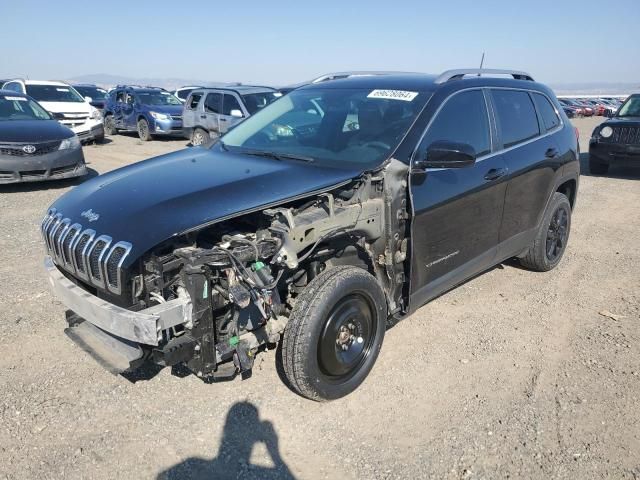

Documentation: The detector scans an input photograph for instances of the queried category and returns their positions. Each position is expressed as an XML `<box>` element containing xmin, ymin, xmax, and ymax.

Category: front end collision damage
<box><xmin>49</xmin><ymin>159</ymin><xmax>411</xmax><ymax>381</ymax></box>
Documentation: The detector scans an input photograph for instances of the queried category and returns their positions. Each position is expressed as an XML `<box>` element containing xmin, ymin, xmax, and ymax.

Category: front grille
<box><xmin>612</xmin><ymin>126</ymin><xmax>640</xmax><ymax>144</ymax></box>
<box><xmin>41</xmin><ymin>209</ymin><xmax>132</xmax><ymax>294</ymax></box>
<box><xmin>171</xmin><ymin>115</ymin><xmax>182</xmax><ymax>121</ymax></box>
<box><xmin>0</xmin><ymin>140</ymin><xmax>61</xmax><ymax>157</ymax></box>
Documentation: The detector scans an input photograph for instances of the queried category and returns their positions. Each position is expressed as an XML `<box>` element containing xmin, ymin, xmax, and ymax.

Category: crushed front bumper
<box><xmin>45</xmin><ymin>256</ymin><xmax>192</xmax><ymax>372</ymax></box>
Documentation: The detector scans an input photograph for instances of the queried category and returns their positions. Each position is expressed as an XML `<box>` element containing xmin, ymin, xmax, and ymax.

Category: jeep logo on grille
<box><xmin>81</xmin><ymin>209</ymin><xmax>100</xmax><ymax>222</ymax></box>
<box><xmin>22</xmin><ymin>145</ymin><xmax>36</xmax><ymax>154</ymax></box>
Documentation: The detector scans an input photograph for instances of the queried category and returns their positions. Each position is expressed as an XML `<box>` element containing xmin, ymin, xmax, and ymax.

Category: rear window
<box><xmin>491</xmin><ymin>90</ymin><xmax>540</xmax><ymax>148</ymax></box>
<box><xmin>532</xmin><ymin>93</ymin><xmax>561</xmax><ymax>132</ymax></box>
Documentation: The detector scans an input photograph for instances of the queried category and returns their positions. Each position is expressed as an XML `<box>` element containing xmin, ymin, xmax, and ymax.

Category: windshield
<box><xmin>221</xmin><ymin>87</ymin><xmax>429</xmax><ymax>169</ymax></box>
<box><xmin>617</xmin><ymin>95</ymin><xmax>640</xmax><ymax>117</ymax></box>
<box><xmin>0</xmin><ymin>94</ymin><xmax>52</xmax><ymax>121</ymax></box>
<box><xmin>25</xmin><ymin>84</ymin><xmax>85</xmax><ymax>103</ymax></box>
<box><xmin>137</xmin><ymin>91</ymin><xmax>182</xmax><ymax>106</ymax></box>
<box><xmin>241</xmin><ymin>92</ymin><xmax>281</xmax><ymax>115</ymax></box>
<box><xmin>74</xmin><ymin>86</ymin><xmax>107</xmax><ymax>100</ymax></box>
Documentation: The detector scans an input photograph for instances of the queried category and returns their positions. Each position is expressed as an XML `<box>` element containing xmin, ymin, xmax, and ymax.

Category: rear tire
<box><xmin>589</xmin><ymin>156</ymin><xmax>609</xmax><ymax>175</ymax></box>
<box><xmin>191</xmin><ymin>128</ymin><xmax>210</xmax><ymax>146</ymax></box>
<box><xmin>137</xmin><ymin>118</ymin><xmax>152</xmax><ymax>141</ymax></box>
<box><xmin>104</xmin><ymin>115</ymin><xmax>117</xmax><ymax>136</ymax></box>
<box><xmin>282</xmin><ymin>266</ymin><xmax>387</xmax><ymax>401</ymax></box>
<box><xmin>519</xmin><ymin>192</ymin><xmax>571</xmax><ymax>272</ymax></box>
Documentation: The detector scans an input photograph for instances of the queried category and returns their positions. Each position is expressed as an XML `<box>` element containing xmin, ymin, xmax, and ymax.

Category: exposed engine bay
<box><xmin>131</xmin><ymin>167</ymin><xmax>410</xmax><ymax>380</ymax></box>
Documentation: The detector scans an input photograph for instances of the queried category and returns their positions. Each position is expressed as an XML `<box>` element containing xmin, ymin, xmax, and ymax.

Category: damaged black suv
<box><xmin>42</xmin><ymin>69</ymin><xmax>579</xmax><ymax>401</ymax></box>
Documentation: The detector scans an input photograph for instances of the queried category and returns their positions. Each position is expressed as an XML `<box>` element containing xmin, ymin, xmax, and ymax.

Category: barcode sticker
<box><xmin>367</xmin><ymin>90</ymin><xmax>418</xmax><ymax>102</ymax></box>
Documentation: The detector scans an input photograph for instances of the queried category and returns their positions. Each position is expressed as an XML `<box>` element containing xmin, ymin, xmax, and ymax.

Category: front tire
<box><xmin>282</xmin><ymin>266</ymin><xmax>387</xmax><ymax>401</ymax></box>
<box><xmin>137</xmin><ymin>118</ymin><xmax>152</xmax><ymax>141</ymax></box>
<box><xmin>519</xmin><ymin>192</ymin><xmax>571</xmax><ymax>272</ymax></box>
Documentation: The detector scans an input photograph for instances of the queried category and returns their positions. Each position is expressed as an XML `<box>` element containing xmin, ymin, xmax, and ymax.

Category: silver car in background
<box><xmin>182</xmin><ymin>86</ymin><xmax>281</xmax><ymax>145</ymax></box>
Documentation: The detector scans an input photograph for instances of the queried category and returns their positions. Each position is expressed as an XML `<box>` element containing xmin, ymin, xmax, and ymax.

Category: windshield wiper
<box><xmin>242</xmin><ymin>149</ymin><xmax>314</xmax><ymax>163</ymax></box>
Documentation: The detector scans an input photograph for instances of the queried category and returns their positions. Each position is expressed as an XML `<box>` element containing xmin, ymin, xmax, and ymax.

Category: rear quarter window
<box><xmin>491</xmin><ymin>90</ymin><xmax>540</xmax><ymax>148</ymax></box>
<box><xmin>532</xmin><ymin>93</ymin><xmax>561</xmax><ymax>132</ymax></box>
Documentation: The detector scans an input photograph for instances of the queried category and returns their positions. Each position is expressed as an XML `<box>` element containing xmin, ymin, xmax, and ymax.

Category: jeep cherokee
<box><xmin>42</xmin><ymin>69</ymin><xmax>579</xmax><ymax>401</ymax></box>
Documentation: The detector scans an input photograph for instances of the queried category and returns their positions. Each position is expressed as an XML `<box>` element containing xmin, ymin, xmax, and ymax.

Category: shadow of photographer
<box><xmin>158</xmin><ymin>401</ymin><xmax>295</xmax><ymax>480</ymax></box>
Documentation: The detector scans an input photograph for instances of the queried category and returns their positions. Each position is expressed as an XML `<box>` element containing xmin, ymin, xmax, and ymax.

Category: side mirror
<box><xmin>84</xmin><ymin>96</ymin><xmax>93</xmax><ymax>103</ymax></box>
<box><xmin>413</xmin><ymin>141</ymin><xmax>477</xmax><ymax>171</ymax></box>
<box><xmin>230</xmin><ymin>109</ymin><xmax>244</xmax><ymax>118</ymax></box>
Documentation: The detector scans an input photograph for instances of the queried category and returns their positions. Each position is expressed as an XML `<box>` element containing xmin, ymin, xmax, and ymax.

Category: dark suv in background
<box><xmin>42</xmin><ymin>69</ymin><xmax>578</xmax><ymax>401</ymax></box>
<box><xmin>102</xmin><ymin>86</ymin><xmax>184</xmax><ymax>141</ymax></box>
<box><xmin>589</xmin><ymin>93</ymin><xmax>640</xmax><ymax>174</ymax></box>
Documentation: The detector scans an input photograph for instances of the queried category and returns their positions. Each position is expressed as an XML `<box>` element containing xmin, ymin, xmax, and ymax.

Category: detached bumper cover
<box><xmin>45</xmin><ymin>256</ymin><xmax>191</xmax><ymax>346</ymax></box>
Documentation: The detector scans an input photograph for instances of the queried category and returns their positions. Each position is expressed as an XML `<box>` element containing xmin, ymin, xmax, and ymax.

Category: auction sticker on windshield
<box><xmin>367</xmin><ymin>90</ymin><xmax>418</xmax><ymax>101</ymax></box>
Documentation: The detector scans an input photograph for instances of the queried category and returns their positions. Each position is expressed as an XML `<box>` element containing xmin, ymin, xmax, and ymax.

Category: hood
<box><xmin>142</xmin><ymin>104</ymin><xmax>183</xmax><ymax>115</ymax></box>
<box><xmin>38</xmin><ymin>101</ymin><xmax>92</xmax><ymax>114</ymax></box>
<box><xmin>0</xmin><ymin>119</ymin><xmax>74</xmax><ymax>143</ymax></box>
<box><xmin>49</xmin><ymin>147</ymin><xmax>361</xmax><ymax>266</ymax></box>
<box><xmin>605</xmin><ymin>116</ymin><xmax>640</xmax><ymax>126</ymax></box>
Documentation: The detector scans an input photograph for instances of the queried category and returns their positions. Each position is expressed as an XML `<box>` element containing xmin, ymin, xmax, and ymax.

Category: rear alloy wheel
<box><xmin>137</xmin><ymin>118</ymin><xmax>152</xmax><ymax>141</ymax></box>
<box><xmin>104</xmin><ymin>115</ymin><xmax>117</xmax><ymax>136</ymax></box>
<box><xmin>519</xmin><ymin>192</ymin><xmax>571</xmax><ymax>272</ymax></box>
<box><xmin>191</xmin><ymin>128</ymin><xmax>210</xmax><ymax>146</ymax></box>
<box><xmin>282</xmin><ymin>266</ymin><xmax>387</xmax><ymax>401</ymax></box>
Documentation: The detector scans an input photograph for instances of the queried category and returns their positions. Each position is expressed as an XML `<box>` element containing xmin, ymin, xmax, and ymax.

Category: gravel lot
<box><xmin>0</xmin><ymin>119</ymin><xmax>638</xmax><ymax>480</ymax></box>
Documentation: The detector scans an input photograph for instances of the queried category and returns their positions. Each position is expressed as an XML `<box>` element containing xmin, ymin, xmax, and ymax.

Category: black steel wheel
<box><xmin>519</xmin><ymin>192</ymin><xmax>572</xmax><ymax>272</ymax></box>
<box><xmin>282</xmin><ymin>266</ymin><xmax>387</xmax><ymax>401</ymax></box>
<box><xmin>317</xmin><ymin>293</ymin><xmax>377</xmax><ymax>380</ymax></box>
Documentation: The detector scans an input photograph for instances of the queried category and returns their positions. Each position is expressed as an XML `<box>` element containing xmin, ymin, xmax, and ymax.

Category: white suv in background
<box><xmin>1</xmin><ymin>79</ymin><xmax>104</xmax><ymax>142</ymax></box>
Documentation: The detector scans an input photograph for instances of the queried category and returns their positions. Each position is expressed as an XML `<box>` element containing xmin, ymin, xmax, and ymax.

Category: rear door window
<box><xmin>188</xmin><ymin>93</ymin><xmax>202</xmax><ymax>110</ymax></box>
<box><xmin>223</xmin><ymin>94</ymin><xmax>242</xmax><ymax>115</ymax></box>
<box><xmin>491</xmin><ymin>90</ymin><xmax>540</xmax><ymax>148</ymax></box>
<box><xmin>421</xmin><ymin>89</ymin><xmax>491</xmax><ymax>157</ymax></box>
<box><xmin>532</xmin><ymin>93</ymin><xmax>561</xmax><ymax>132</ymax></box>
<box><xmin>204</xmin><ymin>92</ymin><xmax>222</xmax><ymax>114</ymax></box>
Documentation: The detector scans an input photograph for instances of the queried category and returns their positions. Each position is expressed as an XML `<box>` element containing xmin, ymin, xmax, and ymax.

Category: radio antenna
<box><xmin>478</xmin><ymin>52</ymin><xmax>485</xmax><ymax>74</ymax></box>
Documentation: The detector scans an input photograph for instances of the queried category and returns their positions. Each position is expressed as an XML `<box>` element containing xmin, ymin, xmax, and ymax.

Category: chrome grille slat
<box><xmin>41</xmin><ymin>210</ymin><xmax>132</xmax><ymax>294</ymax></box>
<box><xmin>87</xmin><ymin>235</ymin><xmax>112</xmax><ymax>289</ymax></box>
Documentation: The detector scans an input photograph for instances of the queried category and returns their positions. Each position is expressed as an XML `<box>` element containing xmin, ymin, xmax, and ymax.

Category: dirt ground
<box><xmin>0</xmin><ymin>120</ymin><xmax>638</xmax><ymax>480</ymax></box>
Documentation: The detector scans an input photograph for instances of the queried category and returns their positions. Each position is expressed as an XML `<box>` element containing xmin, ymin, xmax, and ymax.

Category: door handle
<box><xmin>200</xmin><ymin>115</ymin><xmax>206</xmax><ymax>119</ymax></box>
<box><xmin>484</xmin><ymin>168</ymin><xmax>507</xmax><ymax>181</ymax></box>
<box><xmin>545</xmin><ymin>147</ymin><xmax>559</xmax><ymax>158</ymax></box>
<box><xmin>220</xmin><ymin>118</ymin><xmax>227</xmax><ymax>122</ymax></box>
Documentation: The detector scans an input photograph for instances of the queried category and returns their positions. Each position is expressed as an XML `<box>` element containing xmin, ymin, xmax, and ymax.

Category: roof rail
<box><xmin>434</xmin><ymin>69</ymin><xmax>534</xmax><ymax>84</ymax></box>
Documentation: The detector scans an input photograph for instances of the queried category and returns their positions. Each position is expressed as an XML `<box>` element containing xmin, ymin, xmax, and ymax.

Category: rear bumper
<box><xmin>45</xmin><ymin>256</ymin><xmax>192</xmax><ymax>372</ymax></box>
<box><xmin>589</xmin><ymin>141</ymin><xmax>640</xmax><ymax>165</ymax></box>
<box><xmin>0</xmin><ymin>147</ymin><xmax>86</xmax><ymax>184</ymax></box>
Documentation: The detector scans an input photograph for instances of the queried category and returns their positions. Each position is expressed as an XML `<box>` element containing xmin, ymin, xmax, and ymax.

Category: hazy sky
<box><xmin>2</xmin><ymin>0</ymin><xmax>639</xmax><ymax>86</ymax></box>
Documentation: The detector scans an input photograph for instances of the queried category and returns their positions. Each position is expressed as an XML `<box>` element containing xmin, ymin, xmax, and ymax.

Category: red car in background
<box><xmin>580</xmin><ymin>99</ymin><xmax>606</xmax><ymax>116</ymax></box>
<box><xmin>559</xmin><ymin>98</ymin><xmax>592</xmax><ymax>116</ymax></box>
